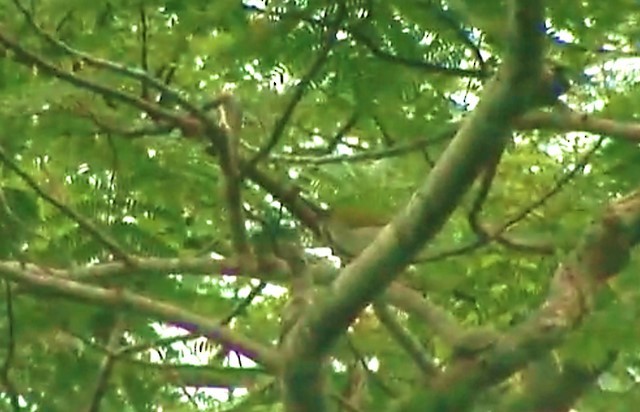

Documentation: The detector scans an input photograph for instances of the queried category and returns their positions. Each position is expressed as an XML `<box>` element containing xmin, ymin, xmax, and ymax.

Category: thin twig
<box><xmin>0</xmin><ymin>281</ymin><xmax>20</xmax><ymax>411</ymax></box>
<box><xmin>325</xmin><ymin>112</ymin><xmax>360</xmax><ymax>153</ymax></box>
<box><xmin>348</xmin><ymin>27</ymin><xmax>486</xmax><ymax>78</ymax></box>
<box><xmin>0</xmin><ymin>29</ymin><xmax>197</xmax><ymax>130</ymax></box>
<box><xmin>84</xmin><ymin>316</ymin><xmax>125</xmax><ymax>412</ymax></box>
<box><xmin>246</xmin><ymin>10</ymin><xmax>343</xmax><ymax>170</ymax></box>
<box><xmin>269</xmin><ymin>124</ymin><xmax>456</xmax><ymax>165</ymax></box>
<box><xmin>373</xmin><ymin>302</ymin><xmax>437</xmax><ymax>377</ymax></box>
<box><xmin>498</xmin><ymin>137</ymin><xmax>605</xmax><ymax>232</ymax></box>
<box><xmin>11</xmin><ymin>0</ymin><xmax>202</xmax><ymax>119</ymax></box>
<box><xmin>139</xmin><ymin>4</ymin><xmax>150</xmax><ymax>100</ymax></box>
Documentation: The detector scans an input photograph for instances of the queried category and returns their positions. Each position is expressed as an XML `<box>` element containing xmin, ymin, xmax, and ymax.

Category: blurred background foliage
<box><xmin>1</xmin><ymin>0</ymin><xmax>640</xmax><ymax>410</ymax></box>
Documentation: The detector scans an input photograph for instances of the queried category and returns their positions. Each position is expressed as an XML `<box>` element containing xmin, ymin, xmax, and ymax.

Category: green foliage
<box><xmin>0</xmin><ymin>0</ymin><xmax>640</xmax><ymax>411</ymax></box>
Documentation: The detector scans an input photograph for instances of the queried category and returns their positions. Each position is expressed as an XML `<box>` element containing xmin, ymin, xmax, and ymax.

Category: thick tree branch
<box><xmin>518</xmin><ymin>109</ymin><xmax>640</xmax><ymax>143</ymax></box>
<box><xmin>281</xmin><ymin>1</ymin><xmax>547</xmax><ymax>410</ymax></box>
<box><xmin>395</xmin><ymin>188</ymin><xmax>640</xmax><ymax>410</ymax></box>
<box><xmin>498</xmin><ymin>352</ymin><xmax>616</xmax><ymax>412</ymax></box>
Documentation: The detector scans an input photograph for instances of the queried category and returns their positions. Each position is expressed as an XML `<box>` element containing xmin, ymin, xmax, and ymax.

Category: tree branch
<box><xmin>0</xmin><ymin>265</ymin><xmax>281</xmax><ymax>371</ymax></box>
<box><xmin>372</xmin><ymin>302</ymin><xmax>437</xmax><ymax>377</ymax></box>
<box><xmin>395</xmin><ymin>188</ymin><xmax>640</xmax><ymax>410</ymax></box>
<box><xmin>10</xmin><ymin>0</ymin><xmax>202</xmax><ymax>118</ymax></box>
<box><xmin>498</xmin><ymin>351</ymin><xmax>616</xmax><ymax>412</ymax></box>
<box><xmin>84</xmin><ymin>315</ymin><xmax>125</xmax><ymax>412</ymax></box>
<box><xmin>518</xmin><ymin>109</ymin><xmax>640</xmax><ymax>144</ymax></box>
<box><xmin>0</xmin><ymin>281</ymin><xmax>20</xmax><ymax>411</ymax></box>
<box><xmin>246</xmin><ymin>7</ymin><xmax>342</xmax><ymax>170</ymax></box>
<box><xmin>0</xmin><ymin>146</ymin><xmax>134</xmax><ymax>265</ymax></box>
<box><xmin>281</xmin><ymin>1</ymin><xmax>547</xmax><ymax>410</ymax></box>
<box><xmin>0</xmin><ymin>28</ymin><xmax>223</xmax><ymax>145</ymax></box>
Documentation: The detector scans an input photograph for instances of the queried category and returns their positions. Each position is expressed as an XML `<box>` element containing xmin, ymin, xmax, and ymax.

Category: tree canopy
<box><xmin>1</xmin><ymin>0</ymin><xmax>640</xmax><ymax>411</ymax></box>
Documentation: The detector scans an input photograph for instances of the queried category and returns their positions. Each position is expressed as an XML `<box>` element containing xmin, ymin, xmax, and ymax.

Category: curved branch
<box><xmin>348</xmin><ymin>27</ymin><xmax>486</xmax><ymax>79</ymax></box>
<box><xmin>497</xmin><ymin>136</ymin><xmax>605</xmax><ymax>233</ymax></box>
<box><xmin>396</xmin><ymin>188</ymin><xmax>640</xmax><ymax>410</ymax></box>
<box><xmin>467</xmin><ymin>147</ymin><xmax>504</xmax><ymax>240</ymax></box>
<box><xmin>465</xmin><ymin>135</ymin><xmax>604</xmax><ymax>256</ymax></box>
<box><xmin>0</xmin><ymin>29</ymin><xmax>222</xmax><ymax>146</ymax></box>
<box><xmin>518</xmin><ymin>109</ymin><xmax>640</xmax><ymax>144</ymax></box>
<box><xmin>0</xmin><ymin>265</ymin><xmax>281</xmax><ymax>371</ymax></box>
<box><xmin>11</xmin><ymin>0</ymin><xmax>202</xmax><ymax>118</ymax></box>
<box><xmin>498</xmin><ymin>352</ymin><xmax>616</xmax><ymax>412</ymax></box>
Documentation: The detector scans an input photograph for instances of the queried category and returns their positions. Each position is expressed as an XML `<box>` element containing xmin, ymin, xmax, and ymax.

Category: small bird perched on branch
<box><xmin>322</xmin><ymin>205</ymin><xmax>392</xmax><ymax>256</ymax></box>
<box><xmin>534</xmin><ymin>63</ymin><xmax>571</xmax><ymax>107</ymax></box>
